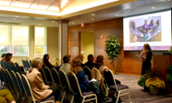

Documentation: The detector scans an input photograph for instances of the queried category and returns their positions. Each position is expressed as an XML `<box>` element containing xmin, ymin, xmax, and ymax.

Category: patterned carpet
<box><xmin>114</xmin><ymin>74</ymin><xmax>172</xmax><ymax>103</ymax></box>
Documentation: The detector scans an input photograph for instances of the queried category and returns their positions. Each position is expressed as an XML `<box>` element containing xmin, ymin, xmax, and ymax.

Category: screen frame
<box><xmin>123</xmin><ymin>8</ymin><xmax>172</xmax><ymax>51</ymax></box>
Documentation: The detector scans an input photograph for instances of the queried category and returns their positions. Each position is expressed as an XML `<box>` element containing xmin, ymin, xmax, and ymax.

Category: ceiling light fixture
<box><xmin>52</xmin><ymin>21</ymin><xmax>55</xmax><ymax>23</ymax></box>
<box><xmin>126</xmin><ymin>6</ymin><xmax>130</xmax><ymax>9</ymax></box>
<box><xmin>13</xmin><ymin>18</ymin><xmax>16</xmax><ymax>20</ymax></box>
<box><xmin>39</xmin><ymin>24</ymin><xmax>41</xmax><ymax>26</ymax></box>
<box><xmin>15</xmin><ymin>16</ymin><xmax>19</xmax><ymax>18</ymax></box>
<box><xmin>92</xmin><ymin>13</ymin><xmax>95</xmax><ymax>16</ymax></box>
<box><xmin>151</xmin><ymin>7</ymin><xmax>155</xmax><ymax>9</ymax></box>
<box><xmin>91</xmin><ymin>18</ymin><xmax>94</xmax><ymax>20</ymax></box>
<box><xmin>72</xmin><ymin>22</ymin><xmax>75</xmax><ymax>24</ymax></box>
<box><xmin>115</xmin><ymin>14</ymin><xmax>118</xmax><ymax>16</ymax></box>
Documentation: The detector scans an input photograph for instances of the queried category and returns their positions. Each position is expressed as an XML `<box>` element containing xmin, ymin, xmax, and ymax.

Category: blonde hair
<box><xmin>28</xmin><ymin>58</ymin><xmax>42</xmax><ymax>73</ymax></box>
<box><xmin>76</xmin><ymin>54</ymin><xmax>84</xmax><ymax>62</ymax></box>
<box><xmin>70</xmin><ymin>57</ymin><xmax>82</xmax><ymax>74</ymax></box>
<box><xmin>144</xmin><ymin>43</ymin><xmax>152</xmax><ymax>52</ymax></box>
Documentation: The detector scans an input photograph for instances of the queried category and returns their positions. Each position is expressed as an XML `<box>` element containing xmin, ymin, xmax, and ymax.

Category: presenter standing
<box><xmin>141</xmin><ymin>43</ymin><xmax>153</xmax><ymax>75</ymax></box>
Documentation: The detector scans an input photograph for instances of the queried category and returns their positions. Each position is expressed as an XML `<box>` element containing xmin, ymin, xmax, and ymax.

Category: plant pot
<box><xmin>144</xmin><ymin>86</ymin><xmax>149</xmax><ymax>92</ymax></box>
<box><xmin>149</xmin><ymin>87</ymin><xmax>159</xmax><ymax>95</ymax></box>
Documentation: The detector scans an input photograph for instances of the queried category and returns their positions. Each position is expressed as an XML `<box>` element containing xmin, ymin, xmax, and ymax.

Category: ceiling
<box><xmin>0</xmin><ymin>0</ymin><xmax>171</xmax><ymax>27</ymax></box>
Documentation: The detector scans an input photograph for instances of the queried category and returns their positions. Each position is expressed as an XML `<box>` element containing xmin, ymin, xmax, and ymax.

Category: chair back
<box><xmin>16</xmin><ymin>72</ymin><xmax>25</xmax><ymax>95</ymax></box>
<box><xmin>5</xmin><ymin>69</ymin><xmax>18</xmax><ymax>92</ymax></box>
<box><xmin>44</xmin><ymin>66</ymin><xmax>54</xmax><ymax>84</ymax></box>
<box><xmin>68</xmin><ymin>71</ymin><xmax>83</xmax><ymax>96</ymax></box>
<box><xmin>39</xmin><ymin>68</ymin><xmax>48</xmax><ymax>84</ymax></box>
<box><xmin>3</xmin><ymin>61</ymin><xmax>10</xmax><ymax>71</ymax></box>
<box><xmin>9</xmin><ymin>62</ymin><xmax>17</xmax><ymax>72</ymax></box>
<box><xmin>59</xmin><ymin>69</ymin><xmax>71</xmax><ymax>90</ymax></box>
<box><xmin>103</xmin><ymin>68</ymin><xmax>118</xmax><ymax>90</ymax></box>
<box><xmin>51</xmin><ymin>68</ymin><xmax>61</xmax><ymax>85</ymax></box>
<box><xmin>15</xmin><ymin>63</ymin><xmax>21</xmax><ymax>74</ymax></box>
<box><xmin>22</xmin><ymin>74</ymin><xmax>36</xmax><ymax>102</ymax></box>
<box><xmin>83</xmin><ymin>66</ymin><xmax>91</xmax><ymax>80</ymax></box>
<box><xmin>25</xmin><ymin>60</ymin><xmax>31</xmax><ymax>69</ymax></box>
<box><xmin>0</xmin><ymin>69</ymin><xmax>7</xmax><ymax>85</ymax></box>
<box><xmin>1</xmin><ymin>61</ymin><xmax>4</xmax><ymax>68</ymax></box>
<box><xmin>22</xmin><ymin>60</ymin><xmax>27</xmax><ymax>69</ymax></box>
<box><xmin>11</xmin><ymin>71</ymin><xmax>19</xmax><ymax>92</ymax></box>
<box><xmin>29</xmin><ymin>60</ymin><xmax>32</xmax><ymax>67</ymax></box>
<box><xmin>7</xmin><ymin>62</ymin><xmax>14</xmax><ymax>72</ymax></box>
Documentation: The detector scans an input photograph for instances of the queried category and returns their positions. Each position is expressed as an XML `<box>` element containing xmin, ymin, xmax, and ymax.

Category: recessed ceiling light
<box><xmin>52</xmin><ymin>21</ymin><xmax>55</xmax><ymax>23</ymax></box>
<box><xmin>72</xmin><ymin>22</ymin><xmax>75</xmax><ymax>24</ymax></box>
<box><xmin>39</xmin><ymin>24</ymin><xmax>41</xmax><ymax>26</ymax></box>
<box><xmin>15</xmin><ymin>16</ymin><xmax>19</xmax><ymax>18</ymax></box>
<box><xmin>92</xmin><ymin>13</ymin><xmax>95</xmax><ymax>16</ymax></box>
<box><xmin>91</xmin><ymin>18</ymin><xmax>94</xmax><ymax>20</ymax></box>
<box><xmin>13</xmin><ymin>18</ymin><xmax>16</xmax><ymax>20</ymax></box>
<box><xmin>122</xmin><ymin>10</ymin><xmax>130</xmax><ymax>13</ymax></box>
<box><xmin>126</xmin><ymin>6</ymin><xmax>130</xmax><ymax>9</ymax></box>
<box><xmin>115</xmin><ymin>14</ymin><xmax>118</xmax><ymax>16</ymax></box>
<box><xmin>151</xmin><ymin>7</ymin><xmax>155</xmax><ymax>9</ymax></box>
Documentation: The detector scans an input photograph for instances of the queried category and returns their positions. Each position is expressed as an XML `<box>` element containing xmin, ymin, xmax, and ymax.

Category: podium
<box><xmin>152</xmin><ymin>55</ymin><xmax>172</xmax><ymax>92</ymax></box>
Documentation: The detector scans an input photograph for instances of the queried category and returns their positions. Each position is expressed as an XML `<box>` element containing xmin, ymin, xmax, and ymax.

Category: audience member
<box><xmin>26</xmin><ymin>58</ymin><xmax>61</xmax><ymax>103</ymax></box>
<box><xmin>5</xmin><ymin>53</ymin><xmax>13</xmax><ymax>63</ymax></box>
<box><xmin>59</xmin><ymin>55</ymin><xmax>71</xmax><ymax>74</ymax></box>
<box><xmin>1</xmin><ymin>53</ymin><xmax>6</xmax><ymax>62</ymax></box>
<box><xmin>70</xmin><ymin>57</ymin><xmax>102</xmax><ymax>102</ymax></box>
<box><xmin>76</xmin><ymin>54</ymin><xmax>85</xmax><ymax>68</ymax></box>
<box><xmin>85</xmin><ymin>54</ymin><xmax>95</xmax><ymax>70</ymax></box>
<box><xmin>0</xmin><ymin>89</ymin><xmax>16</xmax><ymax>103</ymax></box>
<box><xmin>95</xmin><ymin>55</ymin><xmax>121</xmax><ymax>84</ymax></box>
<box><xmin>43</xmin><ymin>54</ymin><xmax>59</xmax><ymax>70</ymax></box>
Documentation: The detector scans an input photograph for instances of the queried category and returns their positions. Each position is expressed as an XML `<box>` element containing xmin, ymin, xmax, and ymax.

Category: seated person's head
<box><xmin>31</xmin><ymin>58</ymin><xmax>43</xmax><ymax>69</ymax></box>
<box><xmin>95</xmin><ymin>55</ymin><xmax>104</xmax><ymax>69</ymax></box>
<box><xmin>43</xmin><ymin>54</ymin><xmax>49</xmax><ymax>62</ymax></box>
<box><xmin>63</xmin><ymin>55</ymin><xmax>71</xmax><ymax>63</ymax></box>
<box><xmin>5</xmin><ymin>53</ymin><xmax>12</xmax><ymax>60</ymax></box>
<box><xmin>87</xmin><ymin>54</ymin><xmax>94</xmax><ymax>62</ymax></box>
<box><xmin>70</xmin><ymin>57</ymin><xmax>82</xmax><ymax>74</ymax></box>
<box><xmin>77</xmin><ymin>54</ymin><xmax>84</xmax><ymax>63</ymax></box>
<box><xmin>1</xmin><ymin>53</ymin><xmax>6</xmax><ymax>59</ymax></box>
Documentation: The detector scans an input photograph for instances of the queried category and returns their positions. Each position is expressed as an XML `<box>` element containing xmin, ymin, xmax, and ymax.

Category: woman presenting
<box><xmin>141</xmin><ymin>43</ymin><xmax>153</xmax><ymax>75</ymax></box>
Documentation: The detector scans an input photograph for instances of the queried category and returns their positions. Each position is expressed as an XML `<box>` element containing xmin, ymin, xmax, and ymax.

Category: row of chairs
<box><xmin>0</xmin><ymin>68</ymin><xmax>55</xmax><ymax>103</ymax></box>
<box><xmin>40</xmin><ymin>66</ymin><xmax>131</xmax><ymax>103</ymax></box>
<box><xmin>40</xmin><ymin>67</ymin><xmax>97</xmax><ymax>103</ymax></box>
<box><xmin>22</xmin><ymin>59</ymin><xmax>32</xmax><ymax>71</ymax></box>
<box><xmin>0</xmin><ymin>61</ymin><xmax>21</xmax><ymax>74</ymax></box>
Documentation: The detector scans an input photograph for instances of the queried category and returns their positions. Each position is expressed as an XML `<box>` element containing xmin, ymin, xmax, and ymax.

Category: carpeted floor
<box><xmin>114</xmin><ymin>74</ymin><xmax>172</xmax><ymax>103</ymax></box>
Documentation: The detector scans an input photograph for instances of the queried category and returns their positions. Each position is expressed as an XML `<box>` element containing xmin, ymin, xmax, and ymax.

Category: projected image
<box><xmin>130</xmin><ymin>16</ymin><xmax>161</xmax><ymax>42</ymax></box>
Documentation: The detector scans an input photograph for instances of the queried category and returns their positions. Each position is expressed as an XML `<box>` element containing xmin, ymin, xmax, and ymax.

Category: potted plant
<box><xmin>105</xmin><ymin>36</ymin><xmax>121</xmax><ymax>73</ymax></box>
<box><xmin>145</xmin><ymin>71</ymin><xmax>166</xmax><ymax>95</ymax></box>
<box><xmin>166</xmin><ymin>65</ymin><xmax>172</xmax><ymax>83</ymax></box>
<box><xmin>138</xmin><ymin>73</ymin><xmax>150</xmax><ymax>91</ymax></box>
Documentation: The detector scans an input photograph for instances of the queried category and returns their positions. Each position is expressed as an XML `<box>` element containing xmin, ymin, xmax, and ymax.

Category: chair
<box><xmin>68</xmin><ymin>71</ymin><xmax>97</xmax><ymax>103</ymax></box>
<box><xmin>39</xmin><ymin>68</ymin><xmax>48</xmax><ymax>85</ymax></box>
<box><xmin>21</xmin><ymin>74</ymin><xmax>55</xmax><ymax>103</ymax></box>
<box><xmin>58</xmin><ymin>69</ymin><xmax>72</xmax><ymax>103</ymax></box>
<box><xmin>29</xmin><ymin>60</ymin><xmax>32</xmax><ymax>67</ymax></box>
<box><xmin>44</xmin><ymin>67</ymin><xmax>54</xmax><ymax>85</ymax></box>
<box><xmin>10</xmin><ymin>71</ymin><xmax>19</xmax><ymax>92</ymax></box>
<box><xmin>22</xmin><ymin>60</ymin><xmax>28</xmax><ymax>70</ymax></box>
<box><xmin>9</xmin><ymin>62</ymin><xmax>17</xmax><ymax>72</ymax></box>
<box><xmin>103</xmin><ymin>68</ymin><xmax>131</xmax><ymax>103</ymax></box>
<box><xmin>83</xmin><ymin>66</ymin><xmax>91</xmax><ymax>80</ymax></box>
<box><xmin>0</xmin><ymin>68</ymin><xmax>8</xmax><ymax>88</ymax></box>
<box><xmin>51</xmin><ymin>68</ymin><xmax>61</xmax><ymax>86</ymax></box>
<box><xmin>0</xmin><ymin>69</ymin><xmax>5</xmax><ymax>89</ymax></box>
<box><xmin>25</xmin><ymin>60</ymin><xmax>31</xmax><ymax>69</ymax></box>
<box><xmin>16</xmin><ymin>72</ymin><xmax>26</xmax><ymax>103</ymax></box>
<box><xmin>3</xmin><ymin>61</ymin><xmax>10</xmax><ymax>71</ymax></box>
<box><xmin>15</xmin><ymin>63</ymin><xmax>22</xmax><ymax>74</ymax></box>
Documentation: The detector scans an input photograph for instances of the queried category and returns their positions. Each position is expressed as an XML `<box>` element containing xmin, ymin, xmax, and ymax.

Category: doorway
<box><xmin>79</xmin><ymin>31</ymin><xmax>94</xmax><ymax>63</ymax></box>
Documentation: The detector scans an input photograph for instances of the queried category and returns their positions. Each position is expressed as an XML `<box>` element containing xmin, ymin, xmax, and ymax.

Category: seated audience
<box><xmin>0</xmin><ymin>89</ymin><xmax>16</xmax><ymax>103</ymax></box>
<box><xmin>85</xmin><ymin>54</ymin><xmax>95</xmax><ymax>70</ymax></box>
<box><xmin>5</xmin><ymin>53</ymin><xmax>13</xmax><ymax>63</ymax></box>
<box><xmin>95</xmin><ymin>55</ymin><xmax>121</xmax><ymax>84</ymax></box>
<box><xmin>76</xmin><ymin>54</ymin><xmax>86</xmax><ymax>68</ymax></box>
<box><xmin>43</xmin><ymin>54</ymin><xmax>59</xmax><ymax>70</ymax></box>
<box><xmin>70</xmin><ymin>57</ymin><xmax>102</xmax><ymax>102</ymax></box>
<box><xmin>59</xmin><ymin>55</ymin><xmax>71</xmax><ymax>74</ymax></box>
<box><xmin>26</xmin><ymin>58</ymin><xmax>61</xmax><ymax>103</ymax></box>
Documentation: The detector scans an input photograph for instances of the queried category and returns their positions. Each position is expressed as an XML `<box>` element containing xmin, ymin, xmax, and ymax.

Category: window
<box><xmin>34</xmin><ymin>27</ymin><xmax>47</xmax><ymax>58</ymax></box>
<box><xmin>0</xmin><ymin>46</ymin><xmax>11</xmax><ymax>56</ymax></box>
<box><xmin>12</xmin><ymin>26</ymin><xmax>29</xmax><ymax>56</ymax></box>
<box><xmin>0</xmin><ymin>25</ymin><xmax>29</xmax><ymax>56</ymax></box>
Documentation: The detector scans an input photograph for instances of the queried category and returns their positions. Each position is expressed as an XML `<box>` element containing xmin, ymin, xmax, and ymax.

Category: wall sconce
<box><xmin>101</xmin><ymin>35</ymin><xmax>103</xmax><ymax>39</ymax></box>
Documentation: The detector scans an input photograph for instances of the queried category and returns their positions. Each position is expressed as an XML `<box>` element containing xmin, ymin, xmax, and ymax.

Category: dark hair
<box><xmin>63</xmin><ymin>55</ymin><xmax>71</xmax><ymax>63</ymax></box>
<box><xmin>96</xmin><ymin>55</ymin><xmax>104</xmax><ymax>63</ymax></box>
<box><xmin>43</xmin><ymin>54</ymin><xmax>49</xmax><ymax>63</ymax></box>
<box><xmin>150</xmin><ymin>19</ymin><xmax>154</xmax><ymax>26</ymax></box>
<box><xmin>87</xmin><ymin>54</ymin><xmax>93</xmax><ymax>60</ymax></box>
<box><xmin>5</xmin><ymin>53</ymin><xmax>12</xmax><ymax>60</ymax></box>
<box><xmin>1</xmin><ymin>53</ymin><xmax>6</xmax><ymax>58</ymax></box>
